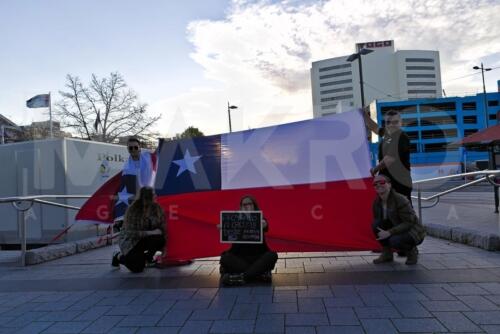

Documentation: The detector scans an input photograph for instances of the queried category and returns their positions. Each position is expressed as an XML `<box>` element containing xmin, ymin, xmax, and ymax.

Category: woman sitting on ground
<box><xmin>219</xmin><ymin>195</ymin><xmax>278</xmax><ymax>285</ymax></box>
<box><xmin>372</xmin><ymin>174</ymin><xmax>425</xmax><ymax>265</ymax></box>
<box><xmin>112</xmin><ymin>187</ymin><xmax>166</xmax><ymax>273</ymax></box>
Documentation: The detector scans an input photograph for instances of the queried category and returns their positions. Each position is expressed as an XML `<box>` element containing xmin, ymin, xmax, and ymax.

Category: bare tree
<box><xmin>55</xmin><ymin>72</ymin><xmax>160</xmax><ymax>143</ymax></box>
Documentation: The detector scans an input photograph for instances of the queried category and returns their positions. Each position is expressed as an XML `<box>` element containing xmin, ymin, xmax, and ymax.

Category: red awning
<box><xmin>453</xmin><ymin>124</ymin><xmax>500</xmax><ymax>147</ymax></box>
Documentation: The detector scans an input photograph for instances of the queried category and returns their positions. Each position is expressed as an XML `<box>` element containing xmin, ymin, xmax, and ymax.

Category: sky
<box><xmin>1</xmin><ymin>0</ymin><xmax>499</xmax><ymax>137</ymax></box>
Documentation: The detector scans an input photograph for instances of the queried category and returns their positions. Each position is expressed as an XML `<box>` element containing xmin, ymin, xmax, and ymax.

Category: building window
<box><xmin>406</xmin><ymin>66</ymin><xmax>435</xmax><ymax>70</ymax></box>
<box><xmin>402</xmin><ymin>118</ymin><xmax>419</xmax><ymax>127</ymax></box>
<box><xmin>405</xmin><ymin>58</ymin><xmax>435</xmax><ymax>63</ymax></box>
<box><xmin>407</xmin><ymin>82</ymin><xmax>437</xmax><ymax>86</ymax></box>
<box><xmin>321</xmin><ymin>104</ymin><xmax>337</xmax><ymax>110</ymax></box>
<box><xmin>407</xmin><ymin>74</ymin><xmax>436</xmax><ymax>78</ymax></box>
<box><xmin>408</xmin><ymin>89</ymin><xmax>436</xmax><ymax>94</ymax></box>
<box><xmin>424</xmin><ymin>142</ymin><xmax>458</xmax><ymax>152</ymax></box>
<box><xmin>463</xmin><ymin>116</ymin><xmax>477</xmax><ymax>124</ymax></box>
<box><xmin>322</xmin><ymin>112</ymin><xmax>335</xmax><ymax>117</ymax></box>
<box><xmin>319</xmin><ymin>79</ymin><xmax>352</xmax><ymax>87</ymax></box>
<box><xmin>320</xmin><ymin>87</ymin><xmax>353</xmax><ymax>95</ymax></box>
<box><xmin>319</xmin><ymin>71</ymin><xmax>352</xmax><ymax>80</ymax></box>
<box><xmin>489</xmin><ymin>114</ymin><xmax>497</xmax><ymax>120</ymax></box>
<box><xmin>405</xmin><ymin>131</ymin><xmax>419</xmax><ymax>140</ymax></box>
<box><xmin>381</xmin><ymin>105</ymin><xmax>417</xmax><ymax>115</ymax></box>
<box><xmin>464</xmin><ymin>129</ymin><xmax>478</xmax><ymax>137</ymax></box>
<box><xmin>420</xmin><ymin>102</ymin><xmax>456</xmax><ymax>112</ymax></box>
<box><xmin>462</xmin><ymin>102</ymin><xmax>476</xmax><ymax>110</ymax></box>
<box><xmin>320</xmin><ymin>94</ymin><xmax>354</xmax><ymax>102</ymax></box>
<box><xmin>488</xmin><ymin>100</ymin><xmax>499</xmax><ymax>107</ymax></box>
<box><xmin>421</xmin><ymin>129</ymin><xmax>457</xmax><ymax>139</ymax></box>
<box><xmin>318</xmin><ymin>63</ymin><xmax>351</xmax><ymax>72</ymax></box>
<box><xmin>420</xmin><ymin>116</ymin><xmax>457</xmax><ymax>126</ymax></box>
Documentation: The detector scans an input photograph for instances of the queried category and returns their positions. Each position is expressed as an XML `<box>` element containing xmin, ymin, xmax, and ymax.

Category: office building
<box><xmin>311</xmin><ymin>40</ymin><xmax>442</xmax><ymax>117</ymax></box>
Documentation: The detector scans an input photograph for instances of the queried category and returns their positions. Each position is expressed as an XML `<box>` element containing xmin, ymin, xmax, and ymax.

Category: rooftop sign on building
<box><xmin>356</xmin><ymin>40</ymin><xmax>393</xmax><ymax>51</ymax></box>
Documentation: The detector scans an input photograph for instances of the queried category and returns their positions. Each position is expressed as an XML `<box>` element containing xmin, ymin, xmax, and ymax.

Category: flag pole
<box><xmin>49</xmin><ymin>92</ymin><xmax>53</xmax><ymax>138</ymax></box>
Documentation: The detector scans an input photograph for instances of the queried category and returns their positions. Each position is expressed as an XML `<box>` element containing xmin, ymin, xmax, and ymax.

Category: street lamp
<box><xmin>473</xmin><ymin>63</ymin><xmax>492</xmax><ymax>128</ymax></box>
<box><xmin>227</xmin><ymin>102</ymin><xmax>238</xmax><ymax>133</ymax></box>
<box><xmin>347</xmin><ymin>48</ymin><xmax>374</xmax><ymax>108</ymax></box>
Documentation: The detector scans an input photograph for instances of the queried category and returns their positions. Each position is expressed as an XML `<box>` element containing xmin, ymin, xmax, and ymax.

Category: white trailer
<box><xmin>0</xmin><ymin>138</ymin><xmax>128</xmax><ymax>246</ymax></box>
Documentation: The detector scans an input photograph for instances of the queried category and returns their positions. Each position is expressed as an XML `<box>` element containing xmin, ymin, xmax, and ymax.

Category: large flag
<box><xmin>157</xmin><ymin>110</ymin><xmax>378</xmax><ymax>260</ymax></box>
<box><xmin>76</xmin><ymin>110</ymin><xmax>379</xmax><ymax>261</ymax></box>
<box><xmin>26</xmin><ymin>94</ymin><xmax>50</xmax><ymax>108</ymax></box>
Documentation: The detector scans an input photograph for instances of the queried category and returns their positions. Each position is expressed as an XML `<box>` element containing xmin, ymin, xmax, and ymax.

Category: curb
<box><xmin>424</xmin><ymin>223</ymin><xmax>500</xmax><ymax>251</ymax></box>
<box><xmin>25</xmin><ymin>235</ymin><xmax>113</xmax><ymax>265</ymax></box>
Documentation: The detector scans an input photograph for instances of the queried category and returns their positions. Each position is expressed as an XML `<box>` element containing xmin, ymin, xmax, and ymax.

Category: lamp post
<box><xmin>473</xmin><ymin>62</ymin><xmax>492</xmax><ymax>128</ymax></box>
<box><xmin>473</xmin><ymin>63</ymin><xmax>497</xmax><ymax>212</ymax></box>
<box><xmin>227</xmin><ymin>102</ymin><xmax>238</xmax><ymax>133</ymax></box>
<box><xmin>347</xmin><ymin>48</ymin><xmax>374</xmax><ymax>108</ymax></box>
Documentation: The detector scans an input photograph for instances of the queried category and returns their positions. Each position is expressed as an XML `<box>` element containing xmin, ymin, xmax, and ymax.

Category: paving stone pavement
<box><xmin>0</xmin><ymin>236</ymin><xmax>500</xmax><ymax>333</ymax></box>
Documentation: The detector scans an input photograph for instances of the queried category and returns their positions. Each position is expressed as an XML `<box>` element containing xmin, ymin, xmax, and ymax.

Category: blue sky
<box><xmin>1</xmin><ymin>0</ymin><xmax>499</xmax><ymax>137</ymax></box>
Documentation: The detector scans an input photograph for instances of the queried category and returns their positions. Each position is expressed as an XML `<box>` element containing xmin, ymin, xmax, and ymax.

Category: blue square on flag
<box><xmin>155</xmin><ymin>135</ymin><xmax>222</xmax><ymax>196</ymax></box>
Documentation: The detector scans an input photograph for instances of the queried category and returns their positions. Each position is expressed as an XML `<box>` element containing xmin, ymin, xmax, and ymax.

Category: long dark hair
<box><xmin>239</xmin><ymin>195</ymin><xmax>260</xmax><ymax>210</ymax></box>
<box><xmin>128</xmin><ymin>187</ymin><xmax>160</xmax><ymax>217</ymax></box>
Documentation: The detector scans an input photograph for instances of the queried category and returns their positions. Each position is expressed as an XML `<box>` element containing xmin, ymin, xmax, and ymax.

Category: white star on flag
<box><xmin>116</xmin><ymin>186</ymin><xmax>134</xmax><ymax>206</ymax></box>
<box><xmin>173</xmin><ymin>149</ymin><xmax>201</xmax><ymax>176</ymax></box>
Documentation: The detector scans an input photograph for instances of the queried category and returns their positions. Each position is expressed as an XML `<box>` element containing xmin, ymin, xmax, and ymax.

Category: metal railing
<box><xmin>1</xmin><ymin>195</ymin><xmax>90</xmax><ymax>266</ymax></box>
<box><xmin>2</xmin><ymin>170</ymin><xmax>500</xmax><ymax>266</ymax></box>
<box><xmin>412</xmin><ymin>170</ymin><xmax>500</xmax><ymax>225</ymax></box>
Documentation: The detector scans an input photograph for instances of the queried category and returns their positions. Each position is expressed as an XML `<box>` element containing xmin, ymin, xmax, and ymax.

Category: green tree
<box><xmin>176</xmin><ymin>126</ymin><xmax>205</xmax><ymax>139</ymax></box>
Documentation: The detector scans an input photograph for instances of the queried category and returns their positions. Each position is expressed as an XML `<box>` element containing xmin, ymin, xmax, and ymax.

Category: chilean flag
<box><xmin>157</xmin><ymin>110</ymin><xmax>378</xmax><ymax>261</ymax></box>
<box><xmin>76</xmin><ymin>110</ymin><xmax>379</xmax><ymax>261</ymax></box>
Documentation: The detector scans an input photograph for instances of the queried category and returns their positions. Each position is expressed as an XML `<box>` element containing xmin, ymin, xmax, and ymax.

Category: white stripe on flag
<box><xmin>221</xmin><ymin>110</ymin><xmax>371</xmax><ymax>189</ymax></box>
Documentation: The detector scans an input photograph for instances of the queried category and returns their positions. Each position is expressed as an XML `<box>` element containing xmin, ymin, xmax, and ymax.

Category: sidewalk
<box><xmin>418</xmin><ymin>192</ymin><xmax>500</xmax><ymax>251</ymax></box>
<box><xmin>1</xmin><ymin>236</ymin><xmax>500</xmax><ymax>334</ymax></box>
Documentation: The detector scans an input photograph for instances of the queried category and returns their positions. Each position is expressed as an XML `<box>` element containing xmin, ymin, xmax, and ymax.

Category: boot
<box><xmin>405</xmin><ymin>247</ymin><xmax>419</xmax><ymax>265</ymax></box>
<box><xmin>373</xmin><ymin>247</ymin><xmax>393</xmax><ymax>264</ymax></box>
<box><xmin>111</xmin><ymin>252</ymin><xmax>121</xmax><ymax>267</ymax></box>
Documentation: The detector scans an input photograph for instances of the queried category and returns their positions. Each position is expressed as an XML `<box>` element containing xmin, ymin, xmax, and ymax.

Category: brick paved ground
<box><xmin>0</xmin><ymin>236</ymin><xmax>500</xmax><ymax>333</ymax></box>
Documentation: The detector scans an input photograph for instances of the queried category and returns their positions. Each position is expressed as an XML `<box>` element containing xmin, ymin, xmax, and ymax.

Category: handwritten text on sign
<box><xmin>220</xmin><ymin>211</ymin><xmax>263</xmax><ymax>244</ymax></box>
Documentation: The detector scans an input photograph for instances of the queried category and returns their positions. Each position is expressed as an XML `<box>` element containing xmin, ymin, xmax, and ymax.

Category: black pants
<box><xmin>121</xmin><ymin>235</ymin><xmax>165</xmax><ymax>273</ymax></box>
<box><xmin>220</xmin><ymin>251</ymin><xmax>278</xmax><ymax>280</ymax></box>
<box><xmin>372</xmin><ymin>219</ymin><xmax>417</xmax><ymax>251</ymax></box>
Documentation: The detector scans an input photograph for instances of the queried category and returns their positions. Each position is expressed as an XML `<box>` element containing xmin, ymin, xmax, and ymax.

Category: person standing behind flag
<box><xmin>112</xmin><ymin>187</ymin><xmax>166</xmax><ymax>272</ymax></box>
<box><xmin>113</xmin><ymin>137</ymin><xmax>156</xmax><ymax>229</ymax></box>
<box><xmin>363</xmin><ymin>109</ymin><xmax>413</xmax><ymax>204</ymax></box>
<box><xmin>219</xmin><ymin>195</ymin><xmax>278</xmax><ymax>286</ymax></box>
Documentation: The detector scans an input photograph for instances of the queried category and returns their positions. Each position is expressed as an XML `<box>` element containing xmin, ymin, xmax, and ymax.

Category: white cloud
<box><xmin>153</xmin><ymin>0</ymin><xmax>500</xmax><ymax>136</ymax></box>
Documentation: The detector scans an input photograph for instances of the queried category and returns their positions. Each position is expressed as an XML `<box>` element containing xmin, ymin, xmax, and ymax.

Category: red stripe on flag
<box><xmin>157</xmin><ymin>177</ymin><xmax>379</xmax><ymax>262</ymax></box>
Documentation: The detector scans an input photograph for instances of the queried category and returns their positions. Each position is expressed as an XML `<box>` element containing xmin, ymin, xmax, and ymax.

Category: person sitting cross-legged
<box><xmin>372</xmin><ymin>175</ymin><xmax>425</xmax><ymax>265</ymax></box>
<box><xmin>218</xmin><ymin>195</ymin><xmax>278</xmax><ymax>286</ymax></box>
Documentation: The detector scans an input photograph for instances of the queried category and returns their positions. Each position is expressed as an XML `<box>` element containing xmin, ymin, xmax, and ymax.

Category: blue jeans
<box><xmin>372</xmin><ymin>219</ymin><xmax>417</xmax><ymax>251</ymax></box>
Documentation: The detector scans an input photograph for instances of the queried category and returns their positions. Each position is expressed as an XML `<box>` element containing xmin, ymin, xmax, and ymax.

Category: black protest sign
<box><xmin>220</xmin><ymin>211</ymin><xmax>263</xmax><ymax>244</ymax></box>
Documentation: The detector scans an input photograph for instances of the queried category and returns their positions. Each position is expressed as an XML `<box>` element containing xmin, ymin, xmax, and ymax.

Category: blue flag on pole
<box><xmin>26</xmin><ymin>94</ymin><xmax>50</xmax><ymax>108</ymax></box>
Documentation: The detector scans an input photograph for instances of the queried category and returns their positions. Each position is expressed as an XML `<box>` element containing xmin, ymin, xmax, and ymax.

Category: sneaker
<box><xmin>260</xmin><ymin>271</ymin><xmax>272</xmax><ymax>283</ymax></box>
<box><xmin>111</xmin><ymin>252</ymin><xmax>120</xmax><ymax>267</ymax></box>
<box><xmin>222</xmin><ymin>273</ymin><xmax>245</xmax><ymax>286</ymax></box>
<box><xmin>373</xmin><ymin>248</ymin><xmax>394</xmax><ymax>264</ymax></box>
<box><xmin>405</xmin><ymin>247</ymin><xmax>419</xmax><ymax>265</ymax></box>
<box><xmin>145</xmin><ymin>260</ymin><xmax>158</xmax><ymax>268</ymax></box>
<box><xmin>229</xmin><ymin>273</ymin><xmax>245</xmax><ymax>286</ymax></box>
